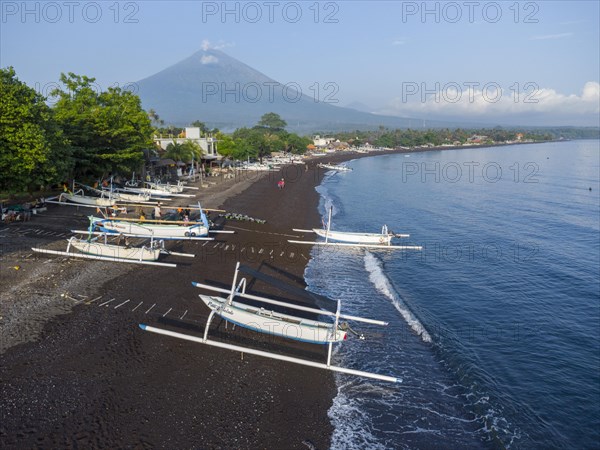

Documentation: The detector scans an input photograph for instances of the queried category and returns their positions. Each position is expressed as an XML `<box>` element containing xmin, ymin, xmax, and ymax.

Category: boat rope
<box><xmin>340</xmin><ymin>321</ymin><xmax>365</xmax><ymax>340</ymax></box>
<box><xmin>224</xmin><ymin>225</ymin><xmax>301</xmax><ymax>238</ymax></box>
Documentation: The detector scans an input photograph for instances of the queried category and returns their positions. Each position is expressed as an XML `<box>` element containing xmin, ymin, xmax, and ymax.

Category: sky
<box><xmin>2</xmin><ymin>0</ymin><xmax>599</xmax><ymax>126</ymax></box>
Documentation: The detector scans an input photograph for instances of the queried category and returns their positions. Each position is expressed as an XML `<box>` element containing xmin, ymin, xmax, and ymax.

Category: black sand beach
<box><xmin>1</xmin><ymin>143</ymin><xmax>546</xmax><ymax>448</ymax></box>
<box><xmin>0</xmin><ymin>158</ymin><xmax>347</xmax><ymax>449</ymax></box>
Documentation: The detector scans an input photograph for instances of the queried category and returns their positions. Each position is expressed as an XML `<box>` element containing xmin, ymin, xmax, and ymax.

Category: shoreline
<box><xmin>0</xmin><ymin>140</ymin><xmax>550</xmax><ymax>448</ymax></box>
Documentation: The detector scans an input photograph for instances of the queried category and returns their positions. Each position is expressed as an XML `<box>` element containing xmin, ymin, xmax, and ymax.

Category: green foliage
<box><xmin>190</xmin><ymin>120</ymin><xmax>208</xmax><ymax>134</ymax></box>
<box><xmin>219</xmin><ymin>114</ymin><xmax>312</xmax><ymax>160</ymax></box>
<box><xmin>256</xmin><ymin>112</ymin><xmax>287</xmax><ymax>131</ymax></box>
<box><xmin>164</xmin><ymin>140</ymin><xmax>201</xmax><ymax>163</ymax></box>
<box><xmin>0</xmin><ymin>67</ymin><xmax>71</xmax><ymax>192</ymax></box>
<box><xmin>214</xmin><ymin>133</ymin><xmax>243</xmax><ymax>159</ymax></box>
<box><xmin>52</xmin><ymin>72</ymin><xmax>153</xmax><ymax>179</ymax></box>
<box><xmin>330</xmin><ymin>126</ymin><xmax>562</xmax><ymax>148</ymax></box>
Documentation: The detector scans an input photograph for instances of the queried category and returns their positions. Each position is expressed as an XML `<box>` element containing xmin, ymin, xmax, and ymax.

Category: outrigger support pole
<box><xmin>325</xmin><ymin>207</ymin><xmax>332</xmax><ymax>244</ymax></box>
<box><xmin>138</xmin><ymin>324</ymin><xmax>401</xmax><ymax>383</ymax></box>
<box><xmin>227</xmin><ymin>262</ymin><xmax>241</xmax><ymax>306</ymax></box>
<box><xmin>327</xmin><ymin>300</ymin><xmax>341</xmax><ymax>368</ymax></box>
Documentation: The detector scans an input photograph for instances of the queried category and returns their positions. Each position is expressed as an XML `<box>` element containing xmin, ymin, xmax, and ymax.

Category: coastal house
<box><xmin>467</xmin><ymin>135</ymin><xmax>489</xmax><ymax>144</ymax></box>
<box><xmin>330</xmin><ymin>140</ymin><xmax>350</xmax><ymax>151</ymax></box>
<box><xmin>154</xmin><ymin>127</ymin><xmax>219</xmax><ymax>161</ymax></box>
<box><xmin>313</xmin><ymin>135</ymin><xmax>335</xmax><ymax>149</ymax></box>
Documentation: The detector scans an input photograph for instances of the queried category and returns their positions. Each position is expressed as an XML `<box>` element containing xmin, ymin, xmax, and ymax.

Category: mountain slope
<box><xmin>136</xmin><ymin>49</ymin><xmax>455</xmax><ymax>132</ymax></box>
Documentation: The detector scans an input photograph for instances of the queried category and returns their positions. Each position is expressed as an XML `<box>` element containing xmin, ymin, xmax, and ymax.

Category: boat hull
<box><xmin>200</xmin><ymin>295</ymin><xmax>346</xmax><ymax>344</ymax></box>
<box><xmin>317</xmin><ymin>163</ymin><xmax>352</xmax><ymax>172</ymax></box>
<box><xmin>60</xmin><ymin>193</ymin><xmax>114</xmax><ymax>207</ymax></box>
<box><xmin>113</xmin><ymin>192</ymin><xmax>151</xmax><ymax>202</ymax></box>
<box><xmin>122</xmin><ymin>186</ymin><xmax>172</xmax><ymax>197</ymax></box>
<box><xmin>69</xmin><ymin>238</ymin><xmax>161</xmax><ymax>261</ymax></box>
<box><xmin>92</xmin><ymin>217</ymin><xmax>208</xmax><ymax>238</ymax></box>
<box><xmin>313</xmin><ymin>228</ymin><xmax>393</xmax><ymax>245</ymax></box>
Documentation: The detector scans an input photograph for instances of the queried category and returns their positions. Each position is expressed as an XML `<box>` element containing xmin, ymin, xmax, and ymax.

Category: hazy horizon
<box><xmin>2</xmin><ymin>1</ymin><xmax>599</xmax><ymax>127</ymax></box>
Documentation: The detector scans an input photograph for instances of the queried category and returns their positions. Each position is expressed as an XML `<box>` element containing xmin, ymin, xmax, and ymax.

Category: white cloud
<box><xmin>530</xmin><ymin>32</ymin><xmax>573</xmax><ymax>40</ymax></box>
<box><xmin>392</xmin><ymin>40</ymin><xmax>405</xmax><ymax>46</ymax></box>
<box><xmin>378</xmin><ymin>82</ymin><xmax>600</xmax><ymax>121</ymax></box>
<box><xmin>213</xmin><ymin>41</ymin><xmax>234</xmax><ymax>50</ymax></box>
<box><xmin>200</xmin><ymin>39</ymin><xmax>234</xmax><ymax>51</ymax></box>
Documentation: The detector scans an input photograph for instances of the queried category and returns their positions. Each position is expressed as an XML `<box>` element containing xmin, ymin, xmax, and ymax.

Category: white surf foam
<box><xmin>328</xmin><ymin>384</ymin><xmax>388</xmax><ymax>450</ymax></box>
<box><xmin>364</xmin><ymin>252</ymin><xmax>432</xmax><ymax>343</ymax></box>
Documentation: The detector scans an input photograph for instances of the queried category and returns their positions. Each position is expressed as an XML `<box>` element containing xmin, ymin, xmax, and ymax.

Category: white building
<box><xmin>154</xmin><ymin>127</ymin><xmax>219</xmax><ymax>160</ymax></box>
<box><xmin>313</xmin><ymin>135</ymin><xmax>335</xmax><ymax>148</ymax></box>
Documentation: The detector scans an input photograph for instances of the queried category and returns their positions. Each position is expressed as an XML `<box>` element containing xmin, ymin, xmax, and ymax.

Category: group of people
<box><xmin>138</xmin><ymin>203</ymin><xmax>192</xmax><ymax>225</ymax></box>
<box><xmin>177</xmin><ymin>207</ymin><xmax>192</xmax><ymax>224</ymax></box>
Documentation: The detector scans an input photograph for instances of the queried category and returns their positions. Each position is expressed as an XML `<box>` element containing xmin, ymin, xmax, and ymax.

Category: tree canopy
<box><xmin>256</xmin><ymin>112</ymin><xmax>287</xmax><ymax>131</ymax></box>
<box><xmin>51</xmin><ymin>72</ymin><xmax>153</xmax><ymax>180</ymax></box>
<box><xmin>164</xmin><ymin>140</ymin><xmax>202</xmax><ymax>163</ymax></box>
<box><xmin>0</xmin><ymin>67</ymin><xmax>70</xmax><ymax>192</ymax></box>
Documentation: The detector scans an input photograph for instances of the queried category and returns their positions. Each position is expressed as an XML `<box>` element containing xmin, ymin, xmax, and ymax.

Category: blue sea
<box><xmin>304</xmin><ymin>140</ymin><xmax>600</xmax><ymax>449</ymax></box>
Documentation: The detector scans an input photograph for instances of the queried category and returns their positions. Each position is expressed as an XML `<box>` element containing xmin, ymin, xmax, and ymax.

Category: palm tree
<box><xmin>164</xmin><ymin>140</ymin><xmax>202</xmax><ymax>164</ymax></box>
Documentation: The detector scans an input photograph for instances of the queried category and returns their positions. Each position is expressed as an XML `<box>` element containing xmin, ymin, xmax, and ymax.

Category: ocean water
<box><xmin>304</xmin><ymin>140</ymin><xmax>600</xmax><ymax>449</ymax></box>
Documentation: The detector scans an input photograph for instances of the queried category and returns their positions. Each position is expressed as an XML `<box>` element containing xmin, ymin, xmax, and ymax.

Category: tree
<box><xmin>0</xmin><ymin>67</ymin><xmax>70</xmax><ymax>192</ymax></box>
<box><xmin>164</xmin><ymin>140</ymin><xmax>201</xmax><ymax>163</ymax></box>
<box><xmin>256</xmin><ymin>112</ymin><xmax>287</xmax><ymax>131</ymax></box>
<box><xmin>191</xmin><ymin>120</ymin><xmax>209</xmax><ymax>134</ymax></box>
<box><xmin>148</xmin><ymin>108</ymin><xmax>160</xmax><ymax>127</ymax></box>
<box><xmin>215</xmin><ymin>133</ymin><xmax>243</xmax><ymax>159</ymax></box>
<box><xmin>52</xmin><ymin>73</ymin><xmax>153</xmax><ymax>179</ymax></box>
<box><xmin>285</xmin><ymin>133</ymin><xmax>312</xmax><ymax>154</ymax></box>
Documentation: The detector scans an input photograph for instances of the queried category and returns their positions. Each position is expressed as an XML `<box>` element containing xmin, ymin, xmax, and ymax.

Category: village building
<box><xmin>154</xmin><ymin>127</ymin><xmax>219</xmax><ymax>161</ymax></box>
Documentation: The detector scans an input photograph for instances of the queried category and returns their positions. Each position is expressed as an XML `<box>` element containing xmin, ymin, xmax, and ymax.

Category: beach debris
<box><xmin>220</xmin><ymin>213</ymin><xmax>266</xmax><ymax>224</ymax></box>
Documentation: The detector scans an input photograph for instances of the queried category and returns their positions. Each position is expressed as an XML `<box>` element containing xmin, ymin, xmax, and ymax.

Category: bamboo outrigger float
<box><xmin>139</xmin><ymin>262</ymin><xmax>401</xmax><ymax>383</ymax></box>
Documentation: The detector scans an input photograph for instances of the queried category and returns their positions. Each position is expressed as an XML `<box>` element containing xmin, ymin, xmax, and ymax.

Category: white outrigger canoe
<box><xmin>58</xmin><ymin>190</ymin><xmax>115</xmax><ymax>207</ymax></box>
<box><xmin>199</xmin><ymin>294</ymin><xmax>347</xmax><ymax>344</ymax></box>
<box><xmin>32</xmin><ymin>236</ymin><xmax>179</xmax><ymax>267</ymax></box>
<box><xmin>317</xmin><ymin>163</ymin><xmax>353</xmax><ymax>172</ymax></box>
<box><xmin>68</xmin><ymin>236</ymin><xmax>161</xmax><ymax>261</ymax></box>
<box><xmin>313</xmin><ymin>225</ymin><xmax>397</xmax><ymax>245</ymax></box>
<box><xmin>90</xmin><ymin>216</ymin><xmax>210</xmax><ymax>239</ymax></box>
<box><xmin>108</xmin><ymin>190</ymin><xmax>152</xmax><ymax>203</ymax></box>
<box><xmin>290</xmin><ymin>207</ymin><xmax>422</xmax><ymax>250</ymax></box>
<box><xmin>139</xmin><ymin>262</ymin><xmax>401</xmax><ymax>382</ymax></box>
<box><xmin>144</xmin><ymin>180</ymin><xmax>184</xmax><ymax>193</ymax></box>
<box><xmin>122</xmin><ymin>186</ymin><xmax>194</xmax><ymax>198</ymax></box>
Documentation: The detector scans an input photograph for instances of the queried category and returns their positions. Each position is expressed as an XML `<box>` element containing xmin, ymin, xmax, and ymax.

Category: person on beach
<box><xmin>278</xmin><ymin>178</ymin><xmax>285</xmax><ymax>189</ymax></box>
